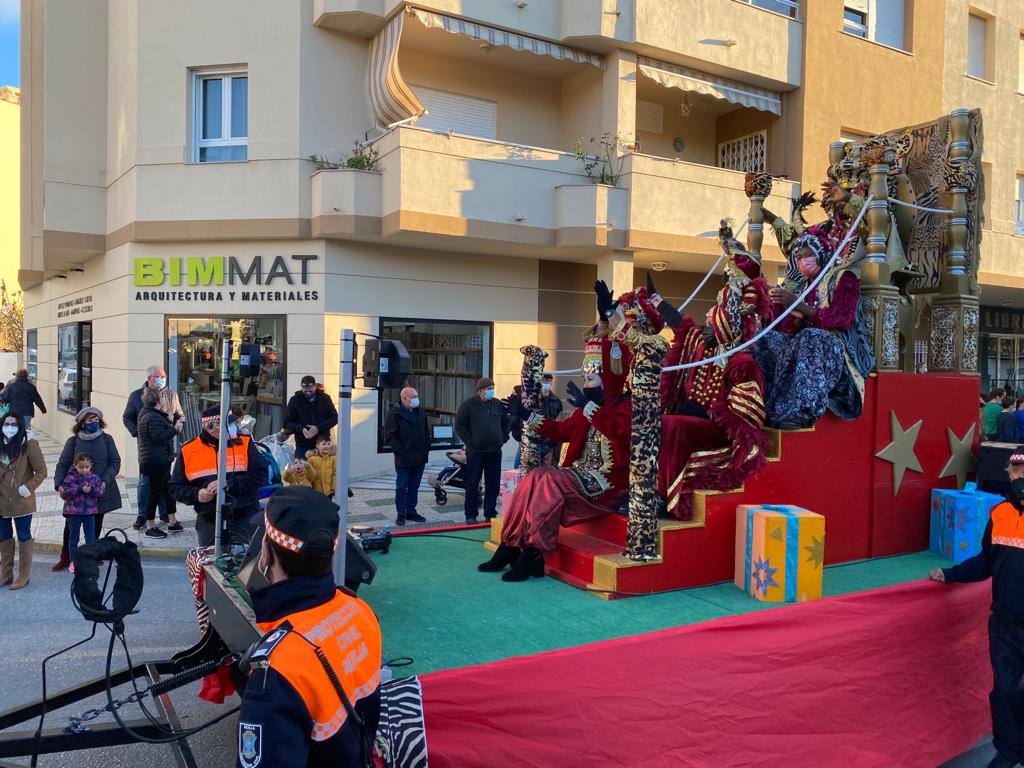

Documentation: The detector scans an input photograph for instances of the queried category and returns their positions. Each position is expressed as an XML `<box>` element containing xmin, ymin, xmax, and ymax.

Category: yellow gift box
<box><xmin>734</xmin><ymin>504</ymin><xmax>826</xmax><ymax>603</ymax></box>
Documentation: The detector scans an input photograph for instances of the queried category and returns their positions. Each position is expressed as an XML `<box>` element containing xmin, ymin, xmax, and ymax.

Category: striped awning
<box><xmin>407</xmin><ymin>6</ymin><xmax>605</xmax><ymax>69</ymax></box>
<box><xmin>637</xmin><ymin>57</ymin><xmax>782</xmax><ymax>115</ymax></box>
<box><xmin>368</xmin><ymin>11</ymin><xmax>426</xmax><ymax>128</ymax></box>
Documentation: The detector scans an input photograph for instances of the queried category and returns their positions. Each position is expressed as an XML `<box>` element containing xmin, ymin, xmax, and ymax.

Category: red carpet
<box><xmin>421</xmin><ymin>580</ymin><xmax>991</xmax><ymax>767</ymax></box>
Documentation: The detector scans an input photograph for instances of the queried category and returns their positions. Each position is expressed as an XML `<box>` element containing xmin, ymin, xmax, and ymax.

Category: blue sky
<box><xmin>0</xmin><ymin>0</ymin><xmax>18</xmax><ymax>88</ymax></box>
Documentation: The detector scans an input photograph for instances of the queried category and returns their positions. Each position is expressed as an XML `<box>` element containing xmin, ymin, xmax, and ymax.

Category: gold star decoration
<box><xmin>875</xmin><ymin>411</ymin><xmax>923</xmax><ymax>496</ymax></box>
<box><xmin>804</xmin><ymin>536</ymin><xmax>825</xmax><ymax>569</ymax></box>
<box><xmin>937</xmin><ymin>424</ymin><xmax>977</xmax><ymax>490</ymax></box>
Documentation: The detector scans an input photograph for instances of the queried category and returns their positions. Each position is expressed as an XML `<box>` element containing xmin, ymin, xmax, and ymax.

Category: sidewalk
<box><xmin>30</xmin><ymin>430</ymin><xmax>511</xmax><ymax>557</ymax></box>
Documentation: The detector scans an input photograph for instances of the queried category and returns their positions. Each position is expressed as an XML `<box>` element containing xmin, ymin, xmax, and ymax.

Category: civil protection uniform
<box><xmin>237</xmin><ymin>488</ymin><xmax>382</xmax><ymax>768</ymax></box>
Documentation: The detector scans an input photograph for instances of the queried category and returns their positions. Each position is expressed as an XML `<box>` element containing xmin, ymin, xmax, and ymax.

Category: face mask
<box><xmin>2</xmin><ymin>426</ymin><xmax>17</xmax><ymax>438</ymax></box>
<box><xmin>541</xmin><ymin>383</ymin><xmax>551</xmax><ymax>393</ymax></box>
<box><xmin>1011</xmin><ymin>478</ymin><xmax>1024</xmax><ymax>505</ymax></box>
<box><xmin>227</xmin><ymin>424</ymin><xmax>239</xmax><ymax>438</ymax></box>
<box><xmin>153</xmin><ymin>378</ymin><xmax>167</xmax><ymax>390</ymax></box>
<box><xmin>410</xmin><ymin>397</ymin><xmax>420</xmax><ymax>408</ymax></box>
<box><xmin>583</xmin><ymin>385</ymin><xmax>604</xmax><ymax>405</ymax></box>
<box><xmin>484</xmin><ymin>389</ymin><xmax>495</xmax><ymax>399</ymax></box>
<box><xmin>83</xmin><ymin>422</ymin><xmax>100</xmax><ymax>434</ymax></box>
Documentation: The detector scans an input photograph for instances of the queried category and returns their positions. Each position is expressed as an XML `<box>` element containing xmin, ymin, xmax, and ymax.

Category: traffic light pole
<box><xmin>332</xmin><ymin>329</ymin><xmax>355</xmax><ymax>586</ymax></box>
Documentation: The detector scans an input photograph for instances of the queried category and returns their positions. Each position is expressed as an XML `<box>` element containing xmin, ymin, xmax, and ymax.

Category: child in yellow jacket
<box><xmin>306</xmin><ymin>436</ymin><xmax>337</xmax><ymax>498</ymax></box>
<box><xmin>283</xmin><ymin>457</ymin><xmax>316</xmax><ymax>488</ymax></box>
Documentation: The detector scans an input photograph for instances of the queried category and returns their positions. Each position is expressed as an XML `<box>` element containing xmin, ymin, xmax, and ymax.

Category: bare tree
<box><xmin>0</xmin><ymin>281</ymin><xmax>24</xmax><ymax>352</ymax></box>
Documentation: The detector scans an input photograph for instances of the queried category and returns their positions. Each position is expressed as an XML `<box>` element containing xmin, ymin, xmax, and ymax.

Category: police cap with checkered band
<box><xmin>264</xmin><ymin>486</ymin><xmax>340</xmax><ymax>557</ymax></box>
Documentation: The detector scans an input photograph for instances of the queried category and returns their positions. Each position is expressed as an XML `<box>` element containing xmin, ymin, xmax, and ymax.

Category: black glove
<box><xmin>594</xmin><ymin>280</ymin><xmax>617</xmax><ymax>320</ymax></box>
<box><xmin>657</xmin><ymin>300</ymin><xmax>683</xmax><ymax>329</ymax></box>
<box><xmin>566</xmin><ymin>381</ymin><xmax>588</xmax><ymax>409</ymax></box>
<box><xmin>646</xmin><ymin>272</ymin><xmax>657</xmax><ymax>296</ymax></box>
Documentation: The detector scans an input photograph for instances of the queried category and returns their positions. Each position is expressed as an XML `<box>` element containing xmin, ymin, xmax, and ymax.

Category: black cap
<box><xmin>300</xmin><ymin>375</ymin><xmax>316</xmax><ymax>387</ymax></box>
<box><xmin>265</xmin><ymin>486</ymin><xmax>339</xmax><ymax>557</ymax></box>
<box><xmin>201</xmin><ymin>405</ymin><xmax>220</xmax><ymax>419</ymax></box>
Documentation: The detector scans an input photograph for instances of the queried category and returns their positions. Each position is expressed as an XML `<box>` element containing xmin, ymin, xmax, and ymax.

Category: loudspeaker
<box><xmin>362</xmin><ymin>338</ymin><xmax>411</xmax><ymax>390</ymax></box>
<box><xmin>238</xmin><ymin>343</ymin><xmax>262</xmax><ymax>378</ymax></box>
<box><xmin>238</xmin><ymin>527</ymin><xmax>377</xmax><ymax>592</ymax></box>
<box><xmin>978</xmin><ymin>441</ymin><xmax>1022</xmax><ymax>498</ymax></box>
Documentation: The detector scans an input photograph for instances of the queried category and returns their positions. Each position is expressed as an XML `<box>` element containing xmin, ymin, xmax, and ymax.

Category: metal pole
<box><xmin>213</xmin><ymin>338</ymin><xmax>233</xmax><ymax>559</ymax></box>
<box><xmin>332</xmin><ymin>329</ymin><xmax>354</xmax><ymax>586</ymax></box>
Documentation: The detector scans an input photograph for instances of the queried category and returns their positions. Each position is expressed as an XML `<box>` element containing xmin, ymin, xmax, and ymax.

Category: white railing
<box><xmin>735</xmin><ymin>0</ymin><xmax>800</xmax><ymax>21</ymax></box>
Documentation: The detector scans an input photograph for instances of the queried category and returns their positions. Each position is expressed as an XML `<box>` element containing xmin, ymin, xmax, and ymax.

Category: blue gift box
<box><xmin>930</xmin><ymin>483</ymin><xmax>1003</xmax><ymax>564</ymax></box>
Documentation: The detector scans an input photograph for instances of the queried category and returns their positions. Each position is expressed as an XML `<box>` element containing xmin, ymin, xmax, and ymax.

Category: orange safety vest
<box><xmin>990</xmin><ymin>501</ymin><xmax>1024</xmax><ymax>549</ymax></box>
<box><xmin>180</xmin><ymin>435</ymin><xmax>250</xmax><ymax>482</ymax></box>
<box><xmin>257</xmin><ymin>590</ymin><xmax>382</xmax><ymax>742</ymax></box>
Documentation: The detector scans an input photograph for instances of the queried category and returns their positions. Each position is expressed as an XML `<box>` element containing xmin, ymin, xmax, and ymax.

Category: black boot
<box><xmin>478</xmin><ymin>542</ymin><xmax>521</xmax><ymax>573</ymax></box>
<box><xmin>501</xmin><ymin>546</ymin><xmax>545</xmax><ymax>582</ymax></box>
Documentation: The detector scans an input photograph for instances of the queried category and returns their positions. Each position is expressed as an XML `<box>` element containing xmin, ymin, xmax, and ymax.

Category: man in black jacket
<box><xmin>931</xmin><ymin>454</ymin><xmax>1024</xmax><ymax>768</ymax></box>
<box><xmin>284</xmin><ymin>376</ymin><xmax>338</xmax><ymax>459</ymax></box>
<box><xmin>1</xmin><ymin>370</ymin><xmax>46</xmax><ymax>430</ymax></box>
<box><xmin>455</xmin><ymin>377</ymin><xmax>509</xmax><ymax>523</ymax></box>
<box><xmin>169</xmin><ymin>406</ymin><xmax>268</xmax><ymax>547</ymax></box>
<box><xmin>383</xmin><ymin>386</ymin><xmax>430</xmax><ymax>525</ymax></box>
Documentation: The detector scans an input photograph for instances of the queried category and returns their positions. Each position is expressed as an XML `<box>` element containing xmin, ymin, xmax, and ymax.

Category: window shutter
<box><xmin>968</xmin><ymin>15</ymin><xmax>987</xmax><ymax>79</ymax></box>
<box><xmin>636</xmin><ymin>100</ymin><xmax>664</xmax><ymax>134</ymax></box>
<box><xmin>1019</xmin><ymin>35</ymin><xmax>1024</xmax><ymax>92</ymax></box>
<box><xmin>844</xmin><ymin>0</ymin><xmax>868</xmax><ymax>13</ymax></box>
<box><xmin>414</xmin><ymin>87</ymin><xmax>497</xmax><ymax>140</ymax></box>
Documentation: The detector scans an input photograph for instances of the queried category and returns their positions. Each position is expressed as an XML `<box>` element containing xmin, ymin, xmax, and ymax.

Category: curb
<box><xmin>34</xmin><ymin>540</ymin><xmax>190</xmax><ymax>559</ymax></box>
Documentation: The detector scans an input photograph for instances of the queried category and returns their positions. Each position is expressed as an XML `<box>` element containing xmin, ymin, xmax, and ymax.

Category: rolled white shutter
<box><xmin>968</xmin><ymin>15</ymin><xmax>987</xmax><ymax>78</ymax></box>
<box><xmin>413</xmin><ymin>87</ymin><xmax>497</xmax><ymax>140</ymax></box>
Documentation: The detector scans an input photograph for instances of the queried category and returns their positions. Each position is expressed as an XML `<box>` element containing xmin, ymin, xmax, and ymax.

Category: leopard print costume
<box><xmin>517</xmin><ymin>345</ymin><xmax>548</xmax><ymax>477</ymax></box>
<box><xmin>613</xmin><ymin>324</ymin><xmax>668</xmax><ymax>561</ymax></box>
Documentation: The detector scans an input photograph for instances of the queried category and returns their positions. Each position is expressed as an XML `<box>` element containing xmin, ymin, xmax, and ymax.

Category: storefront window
<box><xmin>981</xmin><ymin>333</ymin><xmax>1024</xmax><ymax>397</ymax></box>
<box><xmin>57</xmin><ymin>322</ymin><xmax>92</xmax><ymax>413</ymax></box>
<box><xmin>25</xmin><ymin>330</ymin><xmax>37</xmax><ymax>381</ymax></box>
<box><xmin>167</xmin><ymin>317</ymin><xmax>286</xmax><ymax>441</ymax></box>
<box><xmin>377</xmin><ymin>319</ymin><xmax>492</xmax><ymax>452</ymax></box>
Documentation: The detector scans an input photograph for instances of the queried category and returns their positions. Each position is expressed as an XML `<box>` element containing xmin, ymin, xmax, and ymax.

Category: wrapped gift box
<box><xmin>735</xmin><ymin>504</ymin><xmax>826</xmax><ymax>603</ymax></box>
<box><xmin>930</xmin><ymin>483</ymin><xmax>1003</xmax><ymax>564</ymax></box>
<box><xmin>499</xmin><ymin>469</ymin><xmax>520</xmax><ymax>512</ymax></box>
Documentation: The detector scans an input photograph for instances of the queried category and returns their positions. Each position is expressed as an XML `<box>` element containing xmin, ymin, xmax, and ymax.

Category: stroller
<box><xmin>428</xmin><ymin>448</ymin><xmax>479</xmax><ymax>505</ymax></box>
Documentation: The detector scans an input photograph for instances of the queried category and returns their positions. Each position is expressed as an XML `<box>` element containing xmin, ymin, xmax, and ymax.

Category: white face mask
<box><xmin>2</xmin><ymin>426</ymin><xmax>16</xmax><ymax>439</ymax></box>
<box><xmin>410</xmin><ymin>397</ymin><xmax>420</xmax><ymax>408</ymax></box>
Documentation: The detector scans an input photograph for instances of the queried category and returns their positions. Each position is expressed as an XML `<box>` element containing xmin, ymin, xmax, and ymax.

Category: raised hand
<box><xmin>566</xmin><ymin>380</ymin><xmax>588</xmax><ymax>409</ymax></box>
<box><xmin>594</xmin><ymin>280</ymin><xmax>616</xmax><ymax>320</ymax></box>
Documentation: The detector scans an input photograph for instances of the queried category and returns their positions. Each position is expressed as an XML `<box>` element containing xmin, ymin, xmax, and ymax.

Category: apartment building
<box><xmin>18</xmin><ymin>0</ymin><xmax>1023</xmax><ymax>476</ymax></box>
<box><xmin>1</xmin><ymin>86</ymin><xmax>18</xmax><ymax>296</ymax></box>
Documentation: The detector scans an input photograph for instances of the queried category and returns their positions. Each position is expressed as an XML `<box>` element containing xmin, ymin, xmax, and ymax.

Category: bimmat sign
<box><xmin>131</xmin><ymin>254</ymin><xmax>320</xmax><ymax>303</ymax></box>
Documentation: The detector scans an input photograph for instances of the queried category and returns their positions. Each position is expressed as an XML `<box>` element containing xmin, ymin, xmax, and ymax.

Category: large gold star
<box><xmin>804</xmin><ymin>536</ymin><xmax>825</xmax><ymax>569</ymax></box>
<box><xmin>875</xmin><ymin>411</ymin><xmax>923</xmax><ymax>495</ymax></box>
<box><xmin>937</xmin><ymin>424</ymin><xmax>977</xmax><ymax>490</ymax></box>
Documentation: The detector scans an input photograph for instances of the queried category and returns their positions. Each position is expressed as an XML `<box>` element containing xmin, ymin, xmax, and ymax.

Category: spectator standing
<box><xmin>283</xmin><ymin>376</ymin><xmax>338</xmax><ymax>459</ymax></box>
<box><xmin>455</xmin><ymin>378</ymin><xmax>509</xmax><ymax>523</ymax></box>
<box><xmin>137</xmin><ymin>389</ymin><xmax>182</xmax><ymax>539</ymax></box>
<box><xmin>51</xmin><ymin>407</ymin><xmax>122</xmax><ymax>571</ymax></box>
<box><xmin>59</xmin><ymin>453</ymin><xmax>104</xmax><ymax>571</ymax></box>
<box><xmin>930</xmin><ymin>453</ymin><xmax>1024</xmax><ymax>768</ymax></box>
<box><xmin>123</xmin><ymin>365</ymin><xmax>183</xmax><ymax>530</ymax></box>
<box><xmin>0</xmin><ymin>413</ymin><xmax>47</xmax><ymax>590</ymax></box>
<box><xmin>0</xmin><ymin>369</ymin><xmax>46</xmax><ymax>430</ymax></box>
<box><xmin>306</xmin><ymin>435</ymin><xmax>337</xmax><ymax>498</ymax></box>
<box><xmin>537</xmin><ymin>373</ymin><xmax>564</xmax><ymax>466</ymax></box>
<box><xmin>997</xmin><ymin>397</ymin><xmax>1020</xmax><ymax>443</ymax></box>
<box><xmin>383</xmin><ymin>386</ymin><xmax>430</xmax><ymax>525</ymax></box>
<box><xmin>983</xmin><ymin>388</ymin><xmax>1007</xmax><ymax>441</ymax></box>
<box><xmin>1015</xmin><ymin>397</ymin><xmax>1024</xmax><ymax>442</ymax></box>
<box><xmin>169</xmin><ymin>406</ymin><xmax>267</xmax><ymax>547</ymax></box>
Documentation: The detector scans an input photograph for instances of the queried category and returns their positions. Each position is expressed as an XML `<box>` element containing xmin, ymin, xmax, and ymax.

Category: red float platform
<box><xmin>487</xmin><ymin>372</ymin><xmax>980</xmax><ymax>596</ymax></box>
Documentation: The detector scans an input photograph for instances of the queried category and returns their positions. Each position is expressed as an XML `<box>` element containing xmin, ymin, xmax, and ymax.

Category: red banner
<box><xmin>422</xmin><ymin>580</ymin><xmax>991</xmax><ymax>767</ymax></box>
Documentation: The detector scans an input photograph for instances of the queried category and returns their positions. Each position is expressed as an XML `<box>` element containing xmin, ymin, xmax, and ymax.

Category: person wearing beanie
<box><xmin>51</xmin><ymin>407</ymin><xmax>123</xmax><ymax>571</ymax></box>
<box><xmin>454</xmin><ymin>376</ymin><xmax>510</xmax><ymax>523</ymax></box>
<box><xmin>237</xmin><ymin>486</ymin><xmax>381</xmax><ymax>768</ymax></box>
<box><xmin>168</xmin><ymin>405</ymin><xmax>268</xmax><ymax>547</ymax></box>
<box><xmin>283</xmin><ymin>375</ymin><xmax>338</xmax><ymax>459</ymax></box>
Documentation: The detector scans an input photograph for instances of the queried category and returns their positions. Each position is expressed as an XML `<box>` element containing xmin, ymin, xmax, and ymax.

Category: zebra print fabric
<box><xmin>375</xmin><ymin>676</ymin><xmax>429</xmax><ymax>768</ymax></box>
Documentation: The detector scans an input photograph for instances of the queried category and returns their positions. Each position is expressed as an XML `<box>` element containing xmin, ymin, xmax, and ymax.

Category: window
<box><xmin>193</xmin><ymin>69</ymin><xmax>248</xmax><ymax>162</ymax></box>
<box><xmin>636</xmin><ymin>100</ymin><xmax>664</xmax><ymax>135</ymax></box>
<box><xmin>377</xmin><ymin>319</ymin><xmax>492</xmax><ymax>453</ymax></box>
<box><xmin>25</xmin><ymin>330</ymin><xmax>37</xmax><ymax>382</ymax></box>
<box><xmin>1019</xmin><ymin>34</ymin><xmax>1024</xmax><ymax>91</ymax></box>
<box><xmin>1015</xmin><ymin>175</ymin><xmax>1024</xmax><ymax>235</ymax></box>
<box><xmin>718</xmin><ymin>130</ymin><xmax>768</xmax><ymax>173</ymax></box>
<box><xmin>844</xmin><ymin>8</ymin><xmax>868</xmax><ymax>37</ymax></box>
<box><xmin>414</xmin><ymin>87</ymin><xmax>497</xmax><ymax>140</ymax></box>
<box><xmin>844</xmin><ymin>1</ymin><xmax>906</xmax><ymax>49</ymax></box>
<box><xmin>736</xmin><ymin>0</ymin><xmax>800</xmax><ymax>20</ymax></box>
<box><xmin>968</xmin><ymin>14</ymin><xmax>988</xmax><ymax>80</ymax></box>
<box><xmin>167</xmin><ymin>317</ymin><xmax>286</xmax><ymax>441</ymax></box>
<box><xmin>57</xmin><ymin>322</ymin><xmax>91</xmax><ymax>413</ymax></box>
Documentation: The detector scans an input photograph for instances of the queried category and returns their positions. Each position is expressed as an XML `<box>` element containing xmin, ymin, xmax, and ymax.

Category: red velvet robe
<box><xmin>658</xmin><ymin>319</ymin><xmax>770</xmax><ymax>520</ymax></box>
<box><xmin>501</xmin><ymin>397</ymin><xmax>631</xmax><ymax>552</ymax></box>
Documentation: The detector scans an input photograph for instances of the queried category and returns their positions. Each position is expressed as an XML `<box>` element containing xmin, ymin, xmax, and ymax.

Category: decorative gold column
<box><xmin>744</xmin><ymin>172</ymin><xmax>773</xmax><ymax>261</ymax></box>
<box><xmin>929</xmin><ymin>109</ymin><xmax>980</xmax><ymax>374</ymax></box>
<box><xmin>859</xmin><ymin>144</ymin><xmax>902</xmax><ymax>371</ymax></box>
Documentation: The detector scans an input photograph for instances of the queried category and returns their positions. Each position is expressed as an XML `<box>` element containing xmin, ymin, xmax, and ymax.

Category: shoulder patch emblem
<box><xmin>250</xmin><ymin>628</ymin><xmax>288</xmax><ymax>661</ymax></box>
<box><xmin>239</xmin><ymin>722</ymin><xmax>262</xmax><ymax>768</ymax></box>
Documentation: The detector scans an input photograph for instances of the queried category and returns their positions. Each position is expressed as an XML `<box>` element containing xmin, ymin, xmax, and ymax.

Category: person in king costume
<box><xmin>652</xmin><ymin>229</ymin><xmax>772</xmax><ymax>520</ymax></box>
<box><xmin>476</xmin><ymin>286</ymin><xmax>660</xmax><ymax>582</ymax></box>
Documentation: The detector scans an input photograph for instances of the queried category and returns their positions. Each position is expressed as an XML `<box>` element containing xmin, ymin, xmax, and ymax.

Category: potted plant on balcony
<box><xmin>573</xmin><ymin>132</ymin><xmax>630</xmax><ymax>186</ymax></box>
<box><xmin>308</xmin><ymin>142</ymin><xmax>380</xmax><ymax>173</ymax></box>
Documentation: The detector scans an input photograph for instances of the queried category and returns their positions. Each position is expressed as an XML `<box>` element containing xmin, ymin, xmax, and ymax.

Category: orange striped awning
<box><xmin>368</xmin><ymin>11</ymin><xmax>425</xmax><ymax>128</ymax></box>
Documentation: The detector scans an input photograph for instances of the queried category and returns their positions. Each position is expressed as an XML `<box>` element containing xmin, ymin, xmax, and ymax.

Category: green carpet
<box><xmin>362</xmin><ymin>529</ymin><xmax>954</xmax><ymax>677</ymax></box>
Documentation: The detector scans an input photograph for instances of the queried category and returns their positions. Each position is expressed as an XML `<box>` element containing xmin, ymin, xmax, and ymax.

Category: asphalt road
<box><xmin>1</xmin><ymin>551</ymin><xmax>237</xmax><ymax>768</ymax></box>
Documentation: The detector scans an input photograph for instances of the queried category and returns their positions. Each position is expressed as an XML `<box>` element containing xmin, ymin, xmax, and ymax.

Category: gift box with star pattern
<box><xmin>929</xmin><ymin>484</ymin><xmax>1002</xmax><ymax>564</ymax></box>
<box><xmin>734</xmin><ymin>504</ymin><xmax>825</xmax><ymax>603</ymax></box>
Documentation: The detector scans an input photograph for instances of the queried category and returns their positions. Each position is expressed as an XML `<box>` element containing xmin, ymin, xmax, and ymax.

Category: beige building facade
<box><xmin>19</xmin><ymin>0</ymin><xmax>1024</xmax><ymax>477</ymax></box>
